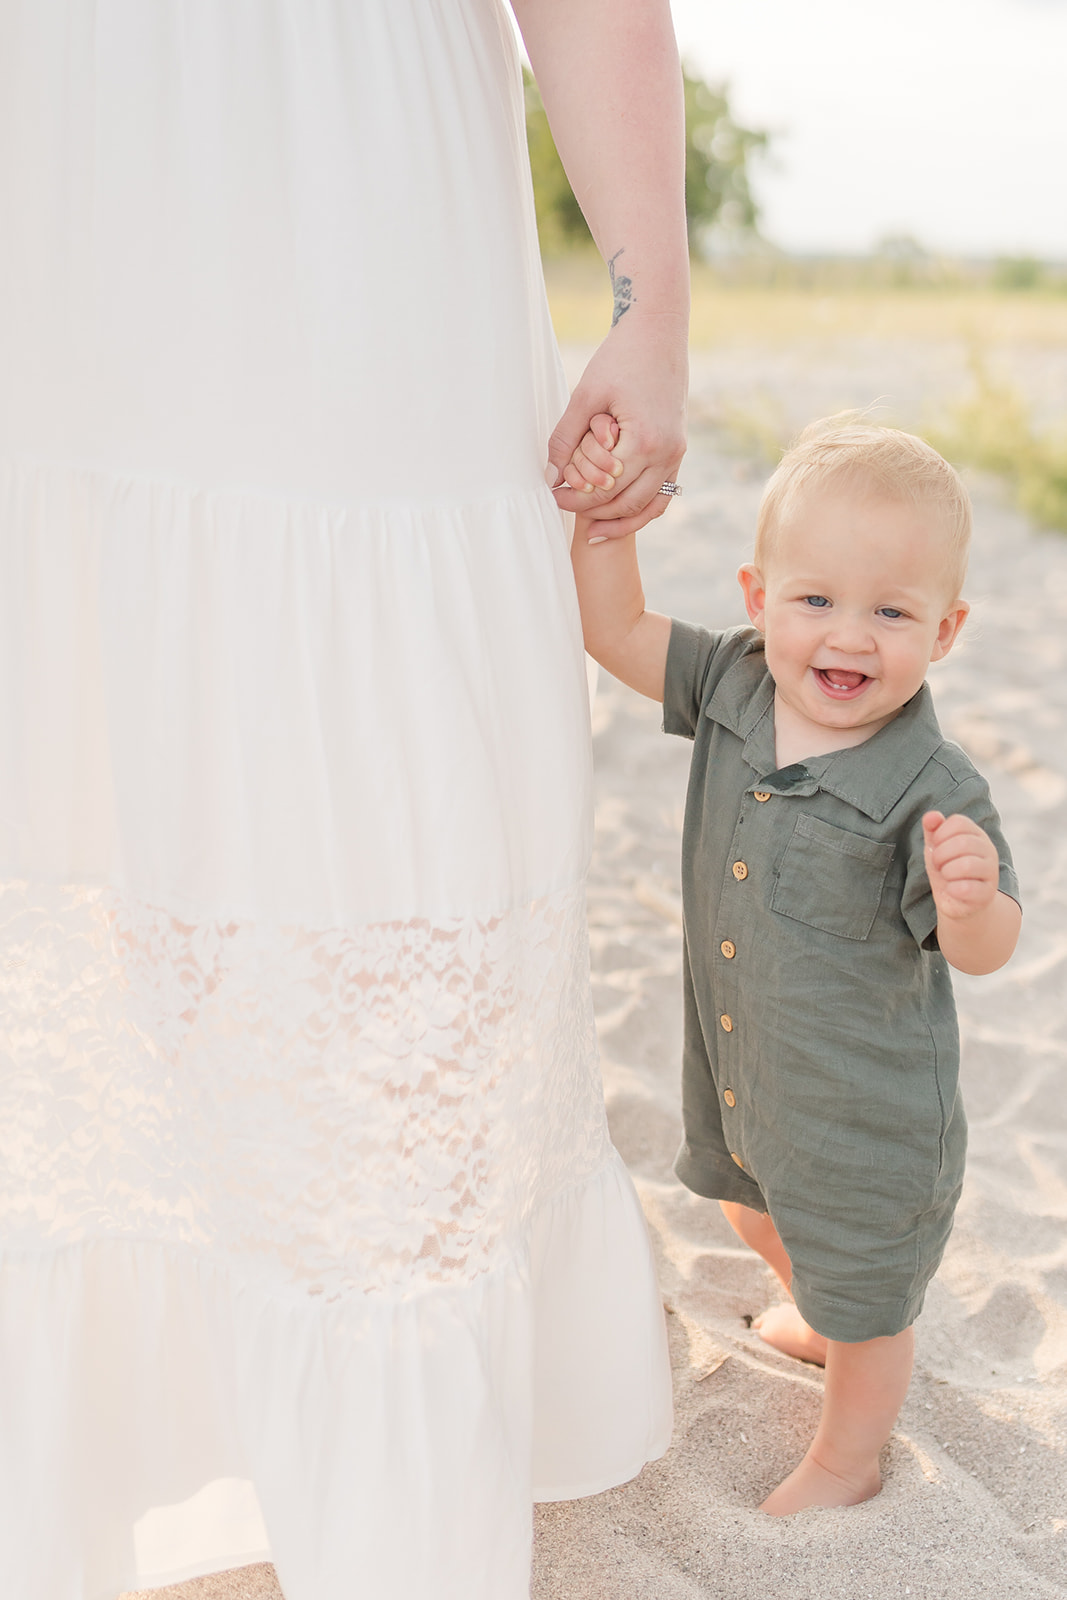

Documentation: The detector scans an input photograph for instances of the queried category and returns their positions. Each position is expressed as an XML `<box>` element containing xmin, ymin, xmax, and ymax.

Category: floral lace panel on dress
<box><xmin>0</xmin><ymin>882</ymin><xmax>610</xmax><ymax>1299</ymax></box>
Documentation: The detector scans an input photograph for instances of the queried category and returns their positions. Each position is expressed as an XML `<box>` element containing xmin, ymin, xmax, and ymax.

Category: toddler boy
<box><xmin>570</xmin><ymin>417</ymin><xmax>1021</xmax><ymax>1514</ymax></box>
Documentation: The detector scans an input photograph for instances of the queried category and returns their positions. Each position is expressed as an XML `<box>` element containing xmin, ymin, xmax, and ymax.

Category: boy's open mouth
<box><xmin>814</xmin><ymin>667</ymin><xmax>870</xmax><ymax>699</ymax></box>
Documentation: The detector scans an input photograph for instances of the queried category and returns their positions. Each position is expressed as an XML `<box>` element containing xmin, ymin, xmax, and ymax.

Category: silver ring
<box><xmin>658</xmin><ymin>481</ymin><xmax>683</xmax><ymax>497</ymax></box>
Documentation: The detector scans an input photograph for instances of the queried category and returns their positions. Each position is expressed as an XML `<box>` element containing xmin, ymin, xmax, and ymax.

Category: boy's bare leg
<box><xmin>760</xmin><ymin>1326</ymin><xmax>914</xmax><ymax>1514</ymax></box>
<box><xmin>719</xmin><ymin>1201</ymin><xmax>827</xmax><ymax>1366</ymax></box>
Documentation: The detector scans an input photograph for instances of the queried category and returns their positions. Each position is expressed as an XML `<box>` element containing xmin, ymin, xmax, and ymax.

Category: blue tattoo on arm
<box><xmin>608</xmin><ymin>249</ymin><xmax>635</xmax><ymax>327</ymax></box>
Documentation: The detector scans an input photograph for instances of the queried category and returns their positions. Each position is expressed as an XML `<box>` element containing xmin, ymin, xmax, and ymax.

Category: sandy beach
<box><xmin>128</xmin><ymin>334</ymin><xmax>1067</xmax><ymax>1600</ymax></box>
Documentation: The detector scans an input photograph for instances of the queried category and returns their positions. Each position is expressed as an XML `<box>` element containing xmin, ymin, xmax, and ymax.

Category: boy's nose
<box><xmin>825</xmin><ymin>617</ymin><xmax>875</xmax><ymax>653</ymax></box>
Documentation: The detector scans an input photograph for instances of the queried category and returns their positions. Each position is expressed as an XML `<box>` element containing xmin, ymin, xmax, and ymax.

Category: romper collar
<box><xmin>706</xmin><ymin>647</ymin><xmax>947</xmax><ymax>823</ymax></box>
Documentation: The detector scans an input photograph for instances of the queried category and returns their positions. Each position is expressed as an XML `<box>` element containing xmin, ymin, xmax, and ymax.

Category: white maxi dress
<box><xmin>0</xmin><ymin>2</ymin><xmax>673</xmax><ymax>1597</ymax></box>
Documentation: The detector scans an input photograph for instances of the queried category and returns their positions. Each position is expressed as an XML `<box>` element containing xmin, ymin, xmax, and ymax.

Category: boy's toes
<box><xmin>752</xmin><ymin>1305</ymin><xmax>828</xmax><ymax>1367</ymax></box>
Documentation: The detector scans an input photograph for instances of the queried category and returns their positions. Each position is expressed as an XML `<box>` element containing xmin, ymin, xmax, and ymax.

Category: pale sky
<box><xmin>669</xmin><ymin>0</ymin><xmax>1067</xmax><ymax>258</ymax></box>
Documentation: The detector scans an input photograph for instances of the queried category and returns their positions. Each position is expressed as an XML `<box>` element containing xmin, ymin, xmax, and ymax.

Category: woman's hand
<box><xmin>513</xmin><ymin>0</ymin><xmax>689</xmax><ymax>537</ymax></box>
<box><xmin>546</xmin><ymin>311</ymin><xmax>688</xmax><ymax>541</ymax></box>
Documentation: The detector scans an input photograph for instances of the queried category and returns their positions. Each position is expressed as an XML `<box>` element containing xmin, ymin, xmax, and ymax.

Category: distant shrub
<box><xmin>992</xmin><ymin>256</ymin><xmax>1046</xmax><ymax>292</ymax></box>
<box><xmin>931</xmin><ymin>354</ymin><xmax>1067</xmax><ymax>533</ymax></box>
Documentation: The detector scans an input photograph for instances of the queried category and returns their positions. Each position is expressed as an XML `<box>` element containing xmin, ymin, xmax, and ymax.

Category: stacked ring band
<box><xmin>658</xmin><ymin>481</ymin><xmax>683</xmax><ymax>496</ymax></box>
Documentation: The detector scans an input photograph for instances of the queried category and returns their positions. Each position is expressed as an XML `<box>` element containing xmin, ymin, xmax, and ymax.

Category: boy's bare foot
<box><xmin>753</xmin><ymin>1304</ymin><xmax>828</xmax><ymax>1367</ymax></box>
<box><xmin>760</xmin><ymin>1451</ymin><xmax>881</xmax><ymax>1516</ymax></box>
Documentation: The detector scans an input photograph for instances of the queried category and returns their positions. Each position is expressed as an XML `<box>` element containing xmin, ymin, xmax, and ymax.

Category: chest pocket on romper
<box><xmin>769</xmin><ymin>814</ymin><xmax>896</xmax><ymax>941</ymax></box>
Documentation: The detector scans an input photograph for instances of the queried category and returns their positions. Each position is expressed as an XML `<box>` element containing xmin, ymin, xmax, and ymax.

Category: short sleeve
<box><xmin>900</xmin><ymin>773</ymin><xmax>1021</xmax><ymax>949</ymax></box>
<box><xmin>663</xmin><ymin>621</ymin><xmax>755</xmax><ymax>740</ymax></box>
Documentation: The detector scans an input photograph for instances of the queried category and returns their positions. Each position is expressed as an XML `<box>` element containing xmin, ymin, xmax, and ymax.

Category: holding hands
<box><xmin>512</xmin><ymin>3</ymin><xmax>689</xmax><ymax>543</ymax></box>
<box><xmin>546</xmin><ymin>312</ymin><xmax>688</xmax><ymax>542</ymax></box>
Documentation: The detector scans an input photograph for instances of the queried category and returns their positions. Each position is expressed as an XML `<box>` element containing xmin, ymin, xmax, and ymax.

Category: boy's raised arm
<box><xmin>571</xmin><ymin>517</ymin><xmax>672</xmax><ymax>702</ymax></box>
<box><xmin>923</xmin><ymin>810</ymin><xmax>1022</xmax><ymax>975</ymax></box>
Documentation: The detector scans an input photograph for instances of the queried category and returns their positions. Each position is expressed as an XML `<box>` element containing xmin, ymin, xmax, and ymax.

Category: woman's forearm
<box><xmin>512</xmin><ymin>0</ymin><xmax>689</xmax><ymax>325</ymax></box>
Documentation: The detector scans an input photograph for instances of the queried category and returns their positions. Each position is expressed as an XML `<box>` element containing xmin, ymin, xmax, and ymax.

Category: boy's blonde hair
<box><xmin>756</xmin><ymin>416</ymin><xmax>972</xmax><ymax>600</ymax></box>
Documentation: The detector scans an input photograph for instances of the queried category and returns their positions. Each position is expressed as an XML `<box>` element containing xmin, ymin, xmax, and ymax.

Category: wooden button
<box><xmin>730</xmin><ymin>1152</ymin><xmax>745</xmax><ymax>1169</ymax></box>
<box><xmin>732</xmin><ymin>861</ymin><xmax>748</xmax><ymax>881</ymax></box>
<box><xmin>720</xmin><ymin>939</ymin><xmax>736</xmax><ymax>959</ymax></box>
<box><xmin>754</xmin><ymin>791</ymin><xmax>771</xmax><ymax>802</ymax></box>
<box><xmin>719</xmin><ymin>1013</ymin><xmax>733</xmax><ymax>1033</ymax></box>
<box><xmin>723</xmin><ymin>1088</ymin><xmax>736</xmax><ymax>1108</ymax></box>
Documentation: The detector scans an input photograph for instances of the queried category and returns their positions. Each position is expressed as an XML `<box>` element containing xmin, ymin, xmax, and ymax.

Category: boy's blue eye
<box><xmin>804</xmin><ymin>595</ymin><xmax>830</xmax><ymax>608</ymax></box>
<box><xmin>878</xmin><ymin>607</ymin><xmax>903</xmax><ymax>620</ymax></box>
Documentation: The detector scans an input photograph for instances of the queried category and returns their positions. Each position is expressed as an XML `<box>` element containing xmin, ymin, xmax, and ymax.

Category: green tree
<box><xmin>523</xmin><ymin>71</ymin><xmax>588</xmax><ymax>253</ymax></box>
<box><xmin>682</xmin><ymin>71</ymin><xmax>767</xmax><ymax>243</ymax></box>
<box><xmin>524</xmin><ymin>67</ymin><xmax>768</xmax><ymax>255</ymax></box>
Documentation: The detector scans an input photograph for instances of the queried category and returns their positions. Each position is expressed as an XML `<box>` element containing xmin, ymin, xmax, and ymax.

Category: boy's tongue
<box><xmin>821</xmin><ymin>669</ymin><xmax>866</xmax><ymax>690</ymax></box>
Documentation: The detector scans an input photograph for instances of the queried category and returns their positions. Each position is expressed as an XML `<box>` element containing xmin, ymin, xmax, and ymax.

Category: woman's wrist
<box><xmin>599</xmin><ymin>247</ymin><xmax>690</xmax><ymax>334</ymax></box>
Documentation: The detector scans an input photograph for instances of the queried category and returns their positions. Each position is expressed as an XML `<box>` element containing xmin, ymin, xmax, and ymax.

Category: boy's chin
<box><xmin>802</xmin><ymin>685</ymin><xmax>874</xmax><ymax>719</ymax></box>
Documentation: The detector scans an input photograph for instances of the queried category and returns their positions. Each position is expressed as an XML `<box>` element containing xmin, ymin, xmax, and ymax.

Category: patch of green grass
<box><xmin>543</xmin><ymin>255</ymin><xmax>1067</xmax><ymax>349</ymax></box>
<box><xmin>930</xmin><ymin>355</ymin><xmax>1067</xmax><ymax>534</ymax></box>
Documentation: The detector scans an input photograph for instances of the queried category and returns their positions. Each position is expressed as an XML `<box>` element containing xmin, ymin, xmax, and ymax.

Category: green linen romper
<box><xmin>665</xmin><ymin>621</ymin><xmax>1020</xmax><ymax>1342</ymax></box>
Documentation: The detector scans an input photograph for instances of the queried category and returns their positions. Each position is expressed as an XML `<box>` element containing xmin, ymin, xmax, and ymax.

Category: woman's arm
<box><xmin>512</xmin><ymin>0</ymin><xmax>690</xmax><ymax>539</ymax></box>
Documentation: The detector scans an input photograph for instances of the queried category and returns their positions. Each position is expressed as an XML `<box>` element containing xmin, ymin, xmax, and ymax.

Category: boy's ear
<box><xmin>930</xmin><ymin>600</ymin><xmax>969</xmax><ymax>662</ymax></box>
<box><xmin>738</xmin><ymin>564</ymin><xmax>767</xmax><ymax>631</ymax></box>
